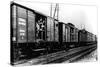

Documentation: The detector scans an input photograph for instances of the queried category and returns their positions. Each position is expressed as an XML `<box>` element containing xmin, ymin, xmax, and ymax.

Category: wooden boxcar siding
<box><xmin>87</xmin><ymin>32</ymin><xmax>91</xmax><ymax>42</ymax></box>
<box><xmin>12</xmin><ymin>5</ymin><xmax>17</xmax><ymax>42</ymax></box>
<box><xmin>79</xmin><ymin>31</ymin><xmax>87</xmax><ymax>42</ymax></box>
<box><xmin>93</xmin><ymin>34</ymin><xmax>95</xmax><ymax>41</ymax></box>
<box><xmin>47</xmin><ymin>17</ymin><xmax>54</xmax><ymax>41</ymax></box>
<box><xmin>70</xmin><ymin>27</ymin><xmax>75</xmax><ymax>42</ymax></box>
<box><xmin>90</xmin><ymin>34</ymin><xmax>93</xmax><ymax>41</ymax></box>
<box><xmin>65</xmin><ymin>25</ymin><xmax>70</xmax><ymax>42</ymax></box>
<box><xmin>12</xmin><ymin>4</ymin><xmax>36</xmax><ymax>43</ymax></box>
<box><xmin>47</xmin><ymin>17</ymin><xmax>51</xmax><ymax>41</ymax></box>
<box><xmin>65</xmin><ymin>26</ymin><xmax>68</xmax><ymax>42</ymax></box>
<box><xmin>73</xmin><ymin>28</ymin><xmax>76</xmax><ymax>42</ymax></box>
<box><xmin>89</xmin><ymin>33</ymin><xmax>91</xmax><ymax>41</ymax></box>
<box><xmin>63</xmin><ymin>24</ymin><xmax>66</xmax><ymax>42</ymax></box>
<box><xmin>17</xmin><ymin>6</ymin><xmax>27</xmax><ymax>43</ymax></box>
<box><xmin>76</xmin><ymin>29</ymin><xmax>79</xmax><ymax>42</ymax></box>
<box><xmin>91</xmin><ymin>34</ymin><xmax>94</xmax><ymax>41</ymax></box>
<box><xmin>51</xmin><ymin>19</ymin><xmax>54</xmax><ymax>41</ymax></box>
<box><xmin>47</xmin><ymin>17</ymin><xmax>52</xmax><ymax>41</ymax></box>
<box><xmin>90</xmin><ymin>33</ymin><xmax>92</xmax><ymax>41</ymax></box>
<box><xmin>95</xmin><ymin>35</ymin><xmax>97</xmax><ymax>42</ymax></box>
<box><xmin>92</xmin><ymin>35</ymin><xmax>94</xmax><ymax>41</ymax></box>
<box><xmin>80</xmin><ymin>32</ymin><xmax>84</xmax><ymax>42</ymax></box>
<box><xmin>78</xmin><ymin>31</ymin><xmax>82</xmax><ymax>42</ymax></box>
<box><xmin>54</xmin><ymin>20</ymin><xmax>59</xmax><ymax>42</ymax></box>
<box><xmin>87</xmin><ymin>32</ymin><xmax>89</xmax><ymax>42</ymax></box>
<box><xmin>84</xmin><ymin>33</ymin><xmax>88</xmax><ymax>42</ymax></box>
<box><xmin>75</xmin><ymin>28</ymin><xmax>78</xmax><ymax>42</ymax></box>
<box><xmin>28</xmin><ymin>10</ymin><xmax>35</xmax><ymax>42</ymax></box>
<box><xmin>67</xmin><ymin>26</ymin><xmax>70</xmax><ymax>42</ymax></box>
<box><xmin>92</xmin><ymin>34</ymin><xmax>95</xmax><ymax>41</ymax></box>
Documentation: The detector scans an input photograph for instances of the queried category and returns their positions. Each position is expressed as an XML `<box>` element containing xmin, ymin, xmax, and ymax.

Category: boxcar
<box><xmin>46</xmin><ymin>16</ymin><xmax>59</xmax><ymax>51</ymax></box>
<box><xmin>47</xmin><ymin>17</ymin><xmax>54</xmax><ymax>41</ymax></box>
<box><xmin>47</xmin><ymin>16</ymin><xmax>59</xmax><ymax>42</ymax></box>
<box><xmin>11</xmin><ymin>2</ymin><xmax>48</xmax><ymax>64</ymax></box>
<box><xmin>11</xmin><ymin>2</ymin><xmax>47</xmax><ymax>44</ymax></box>
<box><xmin>67</xmin><ymin>23</ymin><xmax>75</xmax><ymax>42</ymax></box>
<box><xmin>78</xmin><ymin>29</ymin><xmax>95</xmax><ymax>46</ymax></box>
<box><xmin>66</xmin><ymin>23</ymin><xmax>79</xmax><ymax>47</ymax></box>
<box><xmin>11</xmin><ymin>2</ymin><xmax>60</xmax><ymax>64</ymax></box>
<box><xmin>78</xmin><ymin>29</ymin><xmax>88</xmax><ymax>44</ymax></box>
<box><xmin>58</xmin><ymin>22</ymin><xmax>79</xmax><ymax>48</ymax></box>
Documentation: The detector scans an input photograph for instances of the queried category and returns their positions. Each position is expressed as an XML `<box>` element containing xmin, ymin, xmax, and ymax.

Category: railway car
<box><xmin>46</xmin><ymin>16</ymin><xmax>60</xmax><ymax>52</ymax></box>
<box><xmin>11</xmin><ymin>2</ymin><xmax>41</xmax><ymax>63</ymax></box>
<box><xmin>86</xmin><ymin>32</ymin><xmax>97</xmax><ymax>44</ymax></box>
<box><xmin>78</xmin><ymin>29</ymin><xmax>88</xmax><ymax>45</ymax></box>
<box><xmin>66</xmin><ymin>23</ymin><xmax>79</xmax><ymax>47</ymax></box>
<box><xmin>11</xmin><ymin>2</ymin><xmax>60</xmax><ymax>63</ymax></box>
<box><xmin>86</xmin><ymin>31</ymin><xmax>93</xmax><ymax>43</ymax></box>
<box><xmin>58</xmin><ymin>22</ymin><xmax>79</xmax><ymax>49</ymax></box>
<box><xmin>78</xmin><ymin>29</ymin><xmax>91</xmax><ymax>45</ymax></box>
<box><xmin>78</xmin><ymin>29</ymin><xmax>97</xmax><ymax>46</ymax></box>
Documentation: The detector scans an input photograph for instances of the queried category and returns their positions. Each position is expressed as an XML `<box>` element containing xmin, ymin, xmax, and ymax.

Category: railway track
<box><xmin>47</xmin><ymin>46</ymin><xmax>96</xmax><ymax>64</ymax></box>
<box><xmin>41</xmin><ymin>45</ymin><xmax>96</xmax><ymax>64</ymax></box>
<box><xmin>14</xmin><ymin>44</ymin><xmax>96</xmax><ymax>66</ymax></box>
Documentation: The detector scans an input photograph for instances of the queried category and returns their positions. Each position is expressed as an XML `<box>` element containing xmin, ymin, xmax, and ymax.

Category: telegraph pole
<box><xmin>50</xmin><ymin>3</ymin><xmax>52</xmax><ymax>17</ymax></box>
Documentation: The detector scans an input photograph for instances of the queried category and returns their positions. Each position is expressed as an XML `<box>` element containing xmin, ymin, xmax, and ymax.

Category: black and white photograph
<box><xmin>10</xmin><ymin>0</ymin><xmax>98</xmax><ymax>66</ymax></box>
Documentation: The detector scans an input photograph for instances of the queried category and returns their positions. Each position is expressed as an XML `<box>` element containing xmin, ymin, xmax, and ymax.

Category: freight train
<box><xmin>10</xmin><ymin>2</ymin><xmax>97</xmax><ymax>64</ymax></box>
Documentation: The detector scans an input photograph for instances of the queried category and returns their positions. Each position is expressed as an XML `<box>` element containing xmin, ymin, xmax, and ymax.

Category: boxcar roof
<box><xmin>11</xmin><ymin>2</ymin><xmax>47</xmax><ymax>17</ymax></box>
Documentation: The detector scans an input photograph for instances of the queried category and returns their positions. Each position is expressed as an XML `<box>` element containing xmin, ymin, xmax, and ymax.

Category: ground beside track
<box><xmin>71</xmin><ymin>49</ymin><xmax>97</xmax><ymax>63</ymax></box>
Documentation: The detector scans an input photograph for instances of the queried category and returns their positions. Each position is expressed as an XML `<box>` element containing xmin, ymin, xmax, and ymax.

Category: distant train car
<box><xmin>67</xmin><ymin>23</ymin><xmax>77</xmax><ymax>42</ymax></box>
<box><xmin>78</xmin><ymin>29</ymin><xmax>97</xmax><ymax>46</ymax></box>
<box><xmin>86</xmin><ymin>31</ymin><xmax>94</xmax><ymax>43</ymax></box>
<box><xmin>86</xmin><ymin>32</ymin><xmax>97</xmax><ymax>44</ymax></box>
<box><xmin>58</xmin><ymin>22</ymin><xmax>79</xmax><ymax>48</ymax></box>
<box><xmin>78</xmin><ymin>29</ymin><xmax>87</xmax><ymax>43</ymax></box>
<box><xmin>66</xmin><ymin>23</ymin><xmax>79</xmax><ymax>47</ymax></box>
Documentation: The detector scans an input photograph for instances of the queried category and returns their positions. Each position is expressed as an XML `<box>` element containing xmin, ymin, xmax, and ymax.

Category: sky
<box><xmin>13</xmin><ymin>0</ymin><xmax>97</xmax><ymax>35</ymax></box>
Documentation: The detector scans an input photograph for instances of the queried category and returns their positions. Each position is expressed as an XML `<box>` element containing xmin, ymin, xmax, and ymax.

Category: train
<box><xmin>10</xmin><ymin>2</ymin><xmax>97</xmax><ymax>64</ymax></box>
